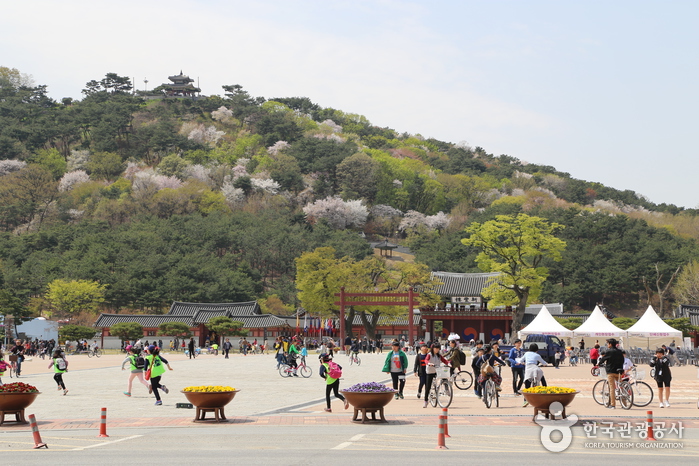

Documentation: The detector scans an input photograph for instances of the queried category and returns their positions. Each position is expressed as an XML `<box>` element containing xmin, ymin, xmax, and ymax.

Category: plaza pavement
<box><xmin>3</xmin><ymin>349</ymin><xmax>699</xmax><ymax>431</ymax></box>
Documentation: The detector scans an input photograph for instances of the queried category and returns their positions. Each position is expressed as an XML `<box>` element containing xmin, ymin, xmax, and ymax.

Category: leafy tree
<box><xmin>0</xmin><ymin>289</ymin><xmax>29</xmax><ymax>319</ymax></box>
<box><xmin>258</xmin><ymin>294</ymin><xmax>294</xmax><ymax>316</ymax></box>
<box><xmin>86</xmin><ymin>152</ymin><xmax>125</xmax><ymax>181</ymax></box>
<box><xmin>30</xmin><ymin>148</ymin><xmax>66</xmax><ymax>179</ymax></box>
<box><xmin>554</xmin><ymin>317</ymin><xmax>583</xmax><ymax>330</ymax></box>
<box><xmin>664</xmin><ymin>317</ymin><xmax>699</xmax><ymax>337</ymax></box>
<box><xmin>46</xmin><ymin>279</ymin><xmax>107</xmax><ymax>318</ymax></box>
<box><xmin>673</xmin><ymin>260</ymin><xmax>699</xmax><ymax>306</ymax></box>
<box><xmin>206</xmin><ymin>316</ymin><xmax>247</xmax><ymax>337</ymax></box>
<box><xmin>0</xmin><ymin>66</ymin><xmax>34</xmax><ymax>88</ymax></box>
<box><xmin>59</xmin><ymin>324</ymin><xmax>98</xmax><ymax>343</ymax></box>
<box><xmin>109</xmin><ymin>322</ymin><xmax>144</xmax><ymax>342</ymax></box>
<box><xmin>462</xmin><ymin>213</ymin><xmax>566</xmax><ymax>331</ymax></box>
<box><xmin>337</xmin><ymin>152</ymin><xmax>379</xmax><ymax>202</ymax></box>
<box><xmin>158</xmin><ymin>321</ymin><xmax>192</xmax><ymax>338</ymax></box>
<box><xmin>611</xmin><ymin>317</ymin><xmax>636</xmax><ymax>330</ymax></box>
<box><xmin>0</xmin><ymin>164</ymin><xmax>59</xmax><ymax>232</ymax></box>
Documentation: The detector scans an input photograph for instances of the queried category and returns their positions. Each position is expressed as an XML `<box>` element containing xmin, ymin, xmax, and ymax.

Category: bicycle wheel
<box><xmin>618</xmin><ymin>383</ymin><xmax>634</xmax><ymax>410</ymax></box>
<box><xmin>650</xmin><ymin>367</ymin><xmax>655</xmax><ymax>378</ymax></box>
<box><xmin>87</xmin><ymin>350</ymin><xmax>93</xmax><ymax>358</ymax></box>
<box><xmin>592</xmin><ymin>380</ymin><xmax>607</xmax><ymax>405</ymax></box>
<box><xmin>631</xmin><ymin>381</ymin><xmax>653</xmax><ymax>407</ymax></box>
<box><xmin>299</xmin><ymin>365</ymin><xmax>312</xmax><ymax>378</ymax></box>
<box><xmin>428</xmin><ymin>384</ymin><xmax>438</xmax><ymax>407</ymax></box>
<box><xmin>278</xmin><ymin>364</ymin><xmax>291</xmax><ymax>377</ymax></box>
<box><xmin>9</xmin><ymin>365</ymin><xmax>15</xmax><ymax>378</ymax></box>
<box><xmin>95</xmin><ymin>349</ymin><xmax>102</xmax><ymax>358</ymax></box>
<box><xmin>591</xmin><ymin>366</ymin><xmax>600</xmax><ymax>377</ymax></box>
<box><xmin>436</xmin><ymin>380</ymin><xmax>453</xmax><ymax>408</ymax></box>
<box><xmin>483</xmin><ymin>381</ymin><xmax>492</xmax><ymax>408</ymax></box>
<box><xmin>355</xmin><ymin>356</ymin><xmax>361</xmax><ymax>366</ymax></box>
<box><xmin>349</xmin><ymin>356</ymin><xmax>354</xmax><ymax>366</ymax></box>
<box><xmin>453</xmin><ymin>370</ymin><xmax>474</xmax><ymax>390</ymax></box>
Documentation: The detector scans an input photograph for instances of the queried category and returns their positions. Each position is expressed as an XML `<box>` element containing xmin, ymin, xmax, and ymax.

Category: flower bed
<box><xmin>522</xmin><ymin>386</ymin><xmax>576</xmax><ymax>394</ymax></box>
<box><xmin>182</xmin><ymin>385</ymin><xmax>236</xmax><ymax>392</ymax></box>
<box><xmin>343</xmin><ymin>382</ymin><xmax>394</xmax><ymax>393</ymax></box>
<box><xmin>0</xmin><ymin>382</ymin><xmax>39</xmax><ymax>393</ymax></box>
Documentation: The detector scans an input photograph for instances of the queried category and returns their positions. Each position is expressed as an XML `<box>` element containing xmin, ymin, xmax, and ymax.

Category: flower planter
<box><xmin>181</xmin><ymin>390</ymin><xmax>239</xmax><ymax>422</ymax></box>
<box><xmin>522</xmin><ymin>391</ymin><xmax>579</xmax><ymax>422</ymax></box>
<box><xmin>0</xmin><ymin>392</ymin><xmax>41</xmax><ymax>425</ymax></box>
<box><xmin>340</xmin><ymin>390</ymin><xmax>396</xmax><ymax>423</ymax></box>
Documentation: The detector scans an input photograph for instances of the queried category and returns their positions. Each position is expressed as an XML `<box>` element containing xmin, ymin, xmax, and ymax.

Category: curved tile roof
<box><xmin>430</xmin><ymin>271</ymin><xmax>501</xmax><ymax>297</ymax></box>
<box><xmin>168</xmin><ymin>301</ymin><xmax>260</xmax><ymax>316</ymax></box>
<box><xmin>95</xmin><ymin>314</ymin><xmax>194</xmax><ymax>328</ymax></box>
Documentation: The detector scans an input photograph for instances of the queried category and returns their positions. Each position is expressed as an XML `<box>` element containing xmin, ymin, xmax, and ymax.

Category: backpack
<box><xmin>134</xmin><ymin>355</ymin><xmax>146</xmax><ymax>369</ymax></box>
<box><xmin>327</xmin><ymin>361</ymin><xmax>342</xmax><ymax>379</ymax></box>
<box><xmin>56</xmin><ymin>357</ymin><xmax>67</xmax><ymax>370</ymax></box>
<box><xmin>458</xmin><ymin>350</ymin><xmax>466</xmax><ymax>366</ymax></box>
<box><xmin>0</xmin><ymin>360</ymin><xmax>7</xmax><ymax>372</ymax></box>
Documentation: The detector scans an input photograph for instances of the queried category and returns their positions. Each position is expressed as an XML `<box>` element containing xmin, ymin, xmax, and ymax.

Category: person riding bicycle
<box><xmin>350</xmin><ymin>339</ymin><xmax>360</xmax><ymax>360</ymax></box>
<box><xmin>444</xmin><ymin>334</ymin><xmax>463</xmax><ymax>376</ymax></box>
<box><xmin>424</xmin><ymin>343</ymin><xmax>451</xmax><ymax>408</ymax></box>
<box><xmin>474</xmin><ymin>345</ymin><xmax>505</xmax><ymax>398</ymax></box>
<box><xmin>598</xmin><ymin>338</ymin><xmax>624</xmax><ymax>409</ymax></box>
<box><xmin>287</xmin><ymin>341</ymin><xmax>300</xmax><ymax>376</ymax></box>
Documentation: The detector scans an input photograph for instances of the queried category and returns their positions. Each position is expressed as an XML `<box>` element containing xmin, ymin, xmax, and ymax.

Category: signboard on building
<box><xmin>451</xmin><ymin>297</ymin><xmax>481</xmax><ymax>304</ymax></box>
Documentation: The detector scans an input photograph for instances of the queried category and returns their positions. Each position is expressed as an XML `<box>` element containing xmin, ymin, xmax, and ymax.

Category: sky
<box><xmin>2</xmin><ymin>0</ymin><xmax>698</xmax><ymax>208</ymax></box>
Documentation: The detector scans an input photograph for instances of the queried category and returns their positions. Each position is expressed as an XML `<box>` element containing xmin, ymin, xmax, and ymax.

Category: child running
<box><xmin>121</xmin><ymin>345</ymin><xmax>152</xmax><ymax>396</ymax></box>
<box><xmin>0</xmin><ymin>349</ymin><xmax>7</xmax><ymax>384</ymax></box>
<box><xmin>144</xmin><ymin>345</ymin><xmax>173</xmax><ymax>406</ymax></box>
<box><xmin>48</xmin><ymin>349</ymin><xmax>69</xmax><ymax>395</ymax></box>
<box><xmin>319</xmin><ymin>353</ymin><xmax>348</xmax><ymax>412</ymax></box>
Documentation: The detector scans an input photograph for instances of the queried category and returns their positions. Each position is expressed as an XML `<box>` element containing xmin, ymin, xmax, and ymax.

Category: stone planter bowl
<box><xmin>522</xmin><ymin>391</ymin><xmax>579</xmax><ymax>410</ymax></box>
<box><xmin>181</xmin><ymin>390</ymin><xmax>239</xmax><ymax>409</ymax></box>
<box><xmin>340</xmin><ymin>390</ymin><xmax>396</xmax><ymax>410</ymax></box>
<box><xmin>0</xmin><ymin>392</ymin><xmax>41</xmax><ymax>411</ymax></box>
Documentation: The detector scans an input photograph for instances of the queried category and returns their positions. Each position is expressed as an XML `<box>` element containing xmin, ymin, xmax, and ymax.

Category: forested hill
<box><xmin>1</xmin><ymin>70</ymin><xmax>698</xmax><ymax>319</ymax></box>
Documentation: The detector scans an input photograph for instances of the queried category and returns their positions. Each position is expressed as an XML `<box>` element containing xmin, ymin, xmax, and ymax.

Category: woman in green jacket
<box><xmin>383</xmin><ymin>341</ymin><xmax>409</xmax><ymax>399</ymax></box>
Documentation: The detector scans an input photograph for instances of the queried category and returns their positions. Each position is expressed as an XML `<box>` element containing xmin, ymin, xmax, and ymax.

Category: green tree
<box><xmin>672</xmin><ymin>260</ymin><xmax>699</xmax><ymax>307</ymax></box>
<box><xmin>554</xmin><ymin>317</ymin><xmax>583</xmax><ymax>330</ymax></box>
<box><xmin>59</xmin><ymin>324</ymin><xmax>98</xmax><ymax>343</ymax></box>
<box><xmin>664</xmin><ymin>317</ymin><xmax>699</xmax><ymax>337</ymax></box>
<box><xmin>611</xmin><ymin>317</ymin><xmax>636</xmax><ymax>330</ymax></box>
<box><xmin>86</xmin><ymin>151</ymin><xmax>125</xmax><ymax>181</ymax></box>
<box><xmin>462</xmin><ymin>213</ymin><xmax>566</xmax><ymax>332</ymax></box>
<box><xmin>157</xmin><ymin>321</ymin><xmax>192</xmax><ymax>338</ymax></box>
<box><xmin>109</xmin><ymin>322</ymin><xmax>144</xmax><ymax>342</ymax></box>
<box><xmin>30</xmin><ymin>148</ymin><xmax>66</xmax><ymax>179</ymax></box>
<box><xmin>0</xmin><ymin>164</ymin><xmax>59</xmax><ymax>232</ymax></box>
<box><xmin>206</xmin><ymin>316</ymin><xmax>247</xmax><ymax>337</ymax></box>
<box><xmin>46</xmin><ymin>279</ymin><xmax>107</xmax><ymax>318</ymax></box>
<box><xmin>0</xmin><ymin>289</ymin><xmax>28</xmax><ymax>319</ymax></box>
<box><xmin>337</xmin><ymin>152</ymin><xmax>379</xmax><ymax>202</ymax></box>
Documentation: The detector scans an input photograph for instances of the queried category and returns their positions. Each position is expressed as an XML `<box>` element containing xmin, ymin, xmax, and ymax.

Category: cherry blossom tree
<box><xmin>267</xmin><ymin>140</ymin><xmax>290</xmax><ymax>156</ymax></box>
<box><xmin>67</xmin><ymin>150</ymin><xmax>91</xmax><ymax>171</ymax></box>
<box><xmin>58</xmin><ymin>170</ymin><xmax>90</xmax><ymax>192</ymax></box>
<box><xmin>211</xmin><ymin>106</ymin><xmax>233</xmax><ymax>123</ymax></box>
<box><xmin>0</xmin><ymin>160</ymin><xmax>26</xmax><ymax>176</ymax></box>
<box><xmin>303</xmin><ymin>196</ymin><xmax>368</xmax><ymax>229</ymax></box>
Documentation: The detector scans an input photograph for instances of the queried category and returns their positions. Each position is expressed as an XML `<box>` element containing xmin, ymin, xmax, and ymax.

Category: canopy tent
<box><xmin>518</xmin><ymin>304</ymin><xmax>573</xmax><ymax>338</ymax></box>
<box><xmin>626</xmin><ymin>305</ymin><xmax>682</xmax><ymax>349</ymax></box>
<box><xmin>573</xmin><ymin>306</ymin><xmax>627</xmax><ymax>337</ymax></box>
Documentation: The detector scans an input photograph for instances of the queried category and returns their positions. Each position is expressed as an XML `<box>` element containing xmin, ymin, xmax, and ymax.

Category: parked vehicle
<box><xmin>499</xmin><ymin>334</ymin><xmax>566</xmax><ymax>364</ymax></box>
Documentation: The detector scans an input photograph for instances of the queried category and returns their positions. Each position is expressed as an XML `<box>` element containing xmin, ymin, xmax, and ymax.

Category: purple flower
<box><xmin>343</xmin><ymin>382</ymin><xmax>394</xmax><ymax>393</ymax></box>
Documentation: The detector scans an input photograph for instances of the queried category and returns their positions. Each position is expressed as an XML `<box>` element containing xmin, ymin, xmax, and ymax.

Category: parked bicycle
<box><xmin>592</xmin><ymin>368</ymin><xmax>634</xmax><ymax>409</ymax></box>
<box><xmin>592</xmin><ymin>366</ymin><xmax>652</xmax><ymax>407</ymax></box>
<box><xmin>452</xmin><ymin>369</ymin><xmax>474</xmax><ymax>390</ymax></box>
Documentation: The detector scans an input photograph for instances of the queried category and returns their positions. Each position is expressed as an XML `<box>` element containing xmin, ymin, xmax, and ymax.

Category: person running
<box><xmin>424</xmin><ymin>343</ymin><xmax>450</xmax><ymax>408</ymax></box>
<box><xmin>48</xmin><ymin>349</ymin><xmax>69</xmax><ymax>395</ymax></box>
<box><xmin>319</xmin><ymin>353</ymin><xmax>348</xmax><ymax>412</ymax></box>
<box><xmin>383</xmin><ymin>341</ymin><xmax>409</xmax><ymax>399</ymax></box>
<box><xmin>413</xmin><ymin>343</ymin><xmax>429</xmax><ymax>399</ymax></box>
<box><xmin>650</xmin><ymin>348</ymin><xmax>672</xmax><ymax>408</ymax></box>
<box><xmin>145</xmin><ymin>345</ymin><xmax>173</xmax><ymax>406</ymax></box>
<box><xmin>121</xmin><ymin>345</ymin><xmax>151</xmax><ymax>396</ymax></box>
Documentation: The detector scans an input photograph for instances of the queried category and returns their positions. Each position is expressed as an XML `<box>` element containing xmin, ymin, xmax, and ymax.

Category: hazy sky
<box><xmin>3</xmin><ymin>1</ymin><xmax>697</xmax><ymax>208</ymax></box>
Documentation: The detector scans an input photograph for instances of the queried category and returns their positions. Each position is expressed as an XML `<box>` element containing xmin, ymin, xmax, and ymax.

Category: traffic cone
<box><xmin>442</xmin><ymin>408</ymin><xmax>450</xmax><ymax>437</ymax></box>
<box><xmin>646</xmin><ymin>411</ymin><xmax>656</xmax><ymax>441</ymax></box>
<box><xmin>98</xmin><ymin>407</ymin><xmax>109</xmax><ymax>437</ymax></box>
<box><xmin>28</xmin><ymin>414</ymin><xmax>48</xmax><ymax>449</ymax></box>
<box><xmin>437</xmin><ymin>411</ymin><xmax>448</xmax><ymax>449</ymax></box>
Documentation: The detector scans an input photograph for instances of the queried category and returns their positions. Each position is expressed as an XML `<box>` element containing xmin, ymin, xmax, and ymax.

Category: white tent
<box><xmin>626</xmin><ymin>305</ymin><xmax>682</xmax><ymax>349</ymax></box>
<box><xmin>518</xmin><ymin>304</ymin><xmax>573</xmax><ymax>338</ymax></box>
<box><xmin>573</xmin><ymin>306</ymin><xmax>627</xmax><ymax>338</ymax></box>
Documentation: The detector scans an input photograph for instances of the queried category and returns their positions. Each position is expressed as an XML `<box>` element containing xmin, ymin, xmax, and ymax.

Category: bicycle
<box><xmin>452</xmin><ymin>369</ymin><xmax>474</xmax><ymax>390</ymax></box>
<box><xmin>482</xmin><ymin>365</ymin><xmax>502</xmax><ymax>409</ymax></box>
<box><xmin>592</xmin><ymin>367</ymin><xmax>652</xmax><ymax>407</ymax></box>
<box><xmin>349</xmin><ymin>352</ymin><xmax>361</xmax><ymax>366</ymax></box>
<box><xmin>8</xmin><ymin>354</ymin><xmax>18</xmax><ymax>378</ymax></box>
<box><xmin>593</xmin><ymin>369</ymin><xmax>634</xmax><ymax>409</ymax></box>
<box><xmin>428</xmin><ymin>366</ymin><xmax>453</xmax><ymax>408</ymax></box>
<box><xmin>87</xmin><ymin>348</ymin><xmax>102</xmax><ymax>358</ymax></box>
<box><xmin>279</xmin><ymin>358</ymin><xmax>312</xmax><ymax>378</ymax></box>
<box><xmin>591</xmin><ymin>365</ymin><xmax>601</xmax><ymax>377</ymax></box>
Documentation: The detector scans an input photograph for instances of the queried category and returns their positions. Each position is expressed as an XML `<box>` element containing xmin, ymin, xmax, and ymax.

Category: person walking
<box><xmin>48</xmin><ymin>349</ymin><xmax>69</xmax><ymax>395</ymax></box>
<box><xmin>187</xmin><ymin>338</ymin><xmax>196</xmax><ymax>359</ymax></box>
<box><xmin>319</xmin><ymin>353</ymin><xmax>348</xmax><ymax>412</ymax></box>
<box><xmin>121</xmin><ymin>346</ymin><xmax>151</xmax><ymax>397</ymax></box>
<box><xmin>145</xmin><ymin>345</ymin><xmax>173</xmax><ymax>406</ymax></box>
<box><xmin>516</xmin><ymin>343</ymin><xmax>549</xmax><ymax>407</ymax></box>
<box><xmin>424</xmin><ymin>343</ymin><xmax>450</xmax><ymax>407</ymax></box>
<box><xmin>383</xmin><ymin>341</ymin><xmax>409</xmax><ymax>399</ymax></box>
<box><xmin>598</xmin><ymin>338</ymin><xmax>624</xmax><ymax>409</ymax></box>
<box><xmin>413</xmin><ymin>343</ymin><xmax>429</xmax><ymax>399</ymax></box>
<box><xmin>590</xmin><ymin>344</ymin><xmax>600</xmax><ymax>367</ymax></box>
<box><xmin>509</xmin><ymin>339</ymin><xmax>526</xmax><ymax>395</ymax></box>
<box><xmin>223</xmin><ymin>338</ymin><xmax>232</xmax><ymax>359</ymax></box>
<box><xmin>650</xmin><ymin>348</ymin><xmax>672</xmax><ymax>408</ymax></box>
<box><xmin>10</xmin><ymin>339</ymin><xmax>25</xmax><ymax>377</ymax></box>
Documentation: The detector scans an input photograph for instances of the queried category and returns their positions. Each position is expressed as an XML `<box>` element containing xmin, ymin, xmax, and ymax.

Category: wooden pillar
<box><xmin>339</xmin><ymin>287</ymin><xmax>346</xmax><ymax>346</ymax></box>
<box><xmin>408</xmin><ymin>287</ymin><xmax>415</xmax><ymax>346</ymax></box>
<box><xmin>479</xmin><ymin>318</ymin><xmax>484</xmax><ymax>340</ymax></box>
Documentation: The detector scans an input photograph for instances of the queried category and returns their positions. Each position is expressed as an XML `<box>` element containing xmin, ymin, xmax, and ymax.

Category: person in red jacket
<box><xmin>590</xmin><ymin>344</ymin><xmax>600</xmax><ymax>366</ymax></box>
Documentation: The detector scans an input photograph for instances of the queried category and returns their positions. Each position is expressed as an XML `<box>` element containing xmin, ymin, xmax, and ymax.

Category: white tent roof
<box><xmin>519</xmin><ymin>304</ymin><xmax>573</xmax><ymax>337</ymax></box>
<box><xmin>572</xmin><ymin>305</ymin><xmax>627</xmax><ymax>337</ymax></box>
<box><xmin>626</xmin><ymin>305</ymin><xmax>682</xmax><ymax>338</ymax></box>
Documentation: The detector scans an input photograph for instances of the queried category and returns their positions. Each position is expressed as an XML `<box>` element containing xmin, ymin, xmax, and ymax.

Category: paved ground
<box><xmin>2</xmin><ymin>350</ymin><xmax>698</xmax><ymax>459</ymax></box>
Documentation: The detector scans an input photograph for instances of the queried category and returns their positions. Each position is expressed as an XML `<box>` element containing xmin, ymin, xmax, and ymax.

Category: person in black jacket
<box><xmin>598</xmin><ymin>338</ymin><xmax>624</xmax><ymax>409</ymax></box>
<box><xmin>413</xmin><ymin>343</ymin><xmax>429</xmax><ymax>399</ymax></box>
<box><xmin>650</xmin><ymin>348</ymin><xmax>672</xmax><ymax>408</ymax></box>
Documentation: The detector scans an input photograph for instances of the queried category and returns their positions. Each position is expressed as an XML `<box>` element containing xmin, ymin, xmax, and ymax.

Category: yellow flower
<box><xmin>521</xmin><ymin>386</ymin><xmax>576</xmax><ymax>394</ymax></box>
<box><xmin>183</xmin><ymin>385</ymin><xmax>235</xmax><ymax>392</ymax></box>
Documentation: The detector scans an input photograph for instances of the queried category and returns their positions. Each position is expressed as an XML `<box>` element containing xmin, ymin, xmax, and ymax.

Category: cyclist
<box><xmin>598</xmin><ymin>338</ymin><xmax>624</xmax><ymax>409</ymax></box>
<box><xmin>350</xmin><ymin>339</ymin><xmax>360</xmax><ymax>361</ymax></box>
<box><xmin>287</xmin><ymin>341</ymin><xmax>300</xmax><ymax>376</ymax></box>
<box><xmin>444</xmin><ymin>334</ymin><xmax>463</xmax><ymax>376</ymax></box>
<box><xmin>474</xmin><ymin>345</ymin><xmax>505</xmax><ymax>396</ymax></box>
<box><xmin>424</xmin><ymin>343</ymin><xmax>450</xmax><ymax>408</ymax></box>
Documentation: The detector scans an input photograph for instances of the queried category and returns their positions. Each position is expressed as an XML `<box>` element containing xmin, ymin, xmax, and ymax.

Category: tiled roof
<box><xmin>227</xmin><ymin>314</ymin><xmax>291</xmax><ymax>329</ymax></box>
<box><xmin>688</xmin><ymin>311</ymin><xmax>699</xmax><ymax>327</ymax></box>
<box><xmin>430</xmin><ymin>271</ymin><xmax>501</xmax><ymax>297</ymax></box>
<box><xmin>95</xmin><ymin>314</ymin><xmax>194</xmax><ymax>328</ymax></box>
<box><xmin>167</xmin><ymin>301</ymin><xmax>260</xmax><ymax>316</ymax></box>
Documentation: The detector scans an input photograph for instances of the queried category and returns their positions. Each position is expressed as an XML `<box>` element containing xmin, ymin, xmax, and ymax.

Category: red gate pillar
<box><xmin>339</xmin><ymin>287</ymin><xmax>346</xmax><ymax>347</ymax></box>
<box><xmin>408</xmin><ymin>287</ymin><xmax>415</xmax><ymax>346</ymax></box>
